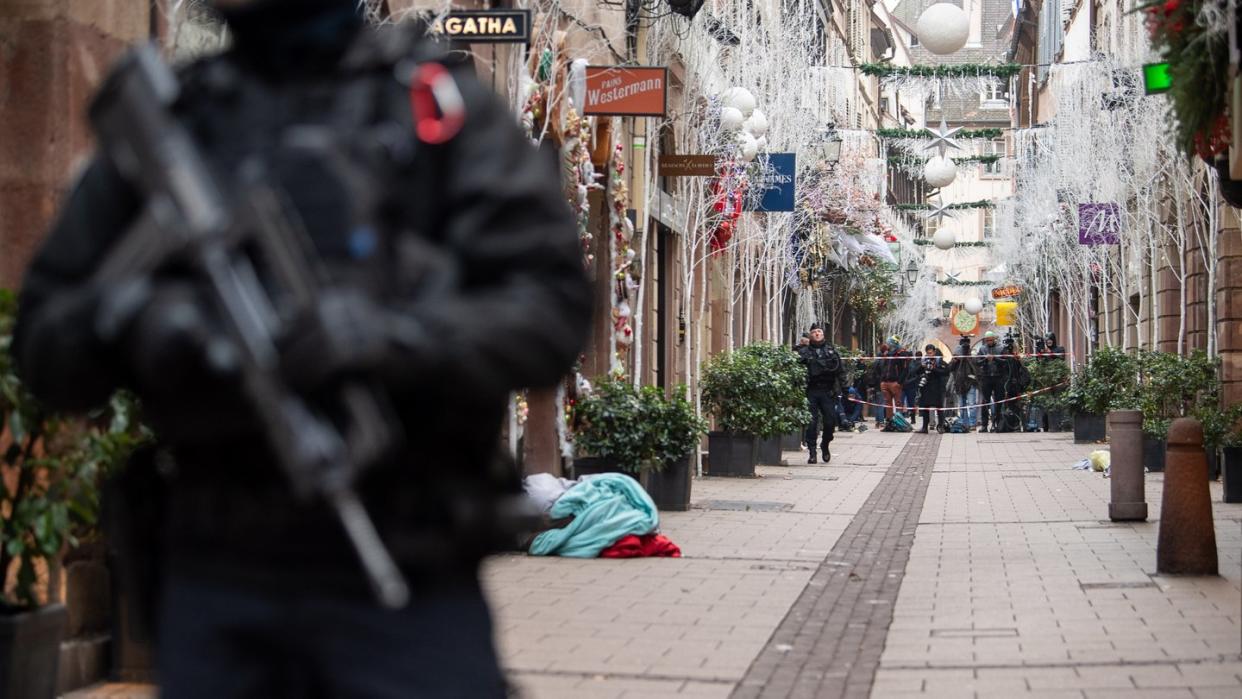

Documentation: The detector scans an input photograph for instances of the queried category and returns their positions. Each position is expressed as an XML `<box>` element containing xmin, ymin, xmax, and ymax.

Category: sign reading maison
<box><xmin>430</xmin><ymin>10</ymin><xmax>531</xmax><ymax>43</ymax></box>
<box><xmin>584</xmin><ymin>66</ymin><xmax>668</xmax><ymax>117</ymax></box>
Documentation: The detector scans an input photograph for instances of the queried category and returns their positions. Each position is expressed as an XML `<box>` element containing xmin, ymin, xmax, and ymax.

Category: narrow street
<box><xmin>64</xmin><ymin>429</ymin><xmax>1242</xmax><ymax>697</ymax></box>
<box><xmin>487</xmin><ymin>429</ymin><xmax>1242</xmax><ymax>699</ymax></box>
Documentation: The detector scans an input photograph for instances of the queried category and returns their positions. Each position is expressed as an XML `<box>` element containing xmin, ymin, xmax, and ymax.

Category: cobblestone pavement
<box><xmin>64</xmin><ymin>430</ymin><xmax>1242</xmax><ymax>698</ymax></box>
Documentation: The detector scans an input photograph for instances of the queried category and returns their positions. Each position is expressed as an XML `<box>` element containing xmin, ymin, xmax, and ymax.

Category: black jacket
<box><xmin>796</xmin><ymin>341</ymin><xmax>843</xmax><ymax>392</ymax></box>
<box><xmin>975</xmin><ymin>342</ymin><xmax>1005</xmax><ymax>378</ymax></box>
<box><xmin>12</xmin><ymin>24</ymin><xmax>592</xmax><ymax>589</ymax></box>
<box><xmin>914</xmin><ymin>358</ymin><xmax>951</xmax><ymax>406</ymax></box>
<box><xmin>879</xmin><ymin>349</ymin><xmax>910</xmax><ymax>382</ymax></box>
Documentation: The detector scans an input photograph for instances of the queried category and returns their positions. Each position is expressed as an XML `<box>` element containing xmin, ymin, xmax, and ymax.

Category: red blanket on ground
<box><xmin>599</xmin><ymin>533</ymin><xmax>682</xmax><ymax>558</ymax></box>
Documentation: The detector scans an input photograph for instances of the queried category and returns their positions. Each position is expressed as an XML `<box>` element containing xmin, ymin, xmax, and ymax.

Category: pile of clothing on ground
<box><xmin>521</xmin><ymin>473</ymin><xmax>681</xmax><ymax>558</ymax></box>
<box><xmin>1071</xmin><ymin>449</ymin><xmax>1111</xmax><ymax>477</ymax></box>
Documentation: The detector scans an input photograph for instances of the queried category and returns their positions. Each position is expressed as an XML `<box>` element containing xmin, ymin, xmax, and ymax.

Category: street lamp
<box><xmin>819</xmin><ymin>125</ymin><xmax>843</xmax><ymax>164</ymax></box>
<box><xmin>904</xmin><ymin>260</ymin><xmax>919</xmax><ymax>286</ymax></box>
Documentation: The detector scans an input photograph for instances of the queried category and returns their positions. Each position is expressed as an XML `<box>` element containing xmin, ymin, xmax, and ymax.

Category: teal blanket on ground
<box><xmin>529</xmin><ymin>474</ymin><xmax>659</xmax><ymax>558</ymax></box>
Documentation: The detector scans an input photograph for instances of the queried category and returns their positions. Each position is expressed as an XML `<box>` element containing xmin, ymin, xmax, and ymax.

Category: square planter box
<box><xmin>1222</xmin><ymin>447</ymin><xmax>1242</xmax><ymax>503</ymax></box>
<box><xmin>757</xmin><ymin>436</ymin><xmax>784</xmax><ymax>466</ymax></box>
<box><xmin>1</xmin><ymin>604</ymin><xmax>67</xmax><ymax>699</ymax></box>
<box><xmin>779</xmin><ymin>431</ymin><xmax>803</xmax><ymax>451</ymax></box>
<box><xmin>1074</xmin><ymin>413</ymin><xmax>1107</xmax><ymax>443</ymax></box>
<box><xmin>707</xmin><ymin>432</ymin><xmax>758</xmax><ymax>477</ymax></box>
<box><xmin>645</xmin><ymin>456</ymin><xmax>692</xmax><ymax>511</ymax></box>
<box><xmin>571</xmin><ymin>456</ymin><xmax>638</xmax><ymax>481</ymax></box>
<box><xmin>1143</xmin><ymin>435</ymin><xmax>1166</xmax><ymax>473</ymax></box>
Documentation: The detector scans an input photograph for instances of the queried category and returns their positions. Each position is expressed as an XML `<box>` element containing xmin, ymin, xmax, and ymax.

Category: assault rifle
<box><xmin>88</xmin><ymin>44</ymin><xmax>410</xmax><ymax>608</ymax></box>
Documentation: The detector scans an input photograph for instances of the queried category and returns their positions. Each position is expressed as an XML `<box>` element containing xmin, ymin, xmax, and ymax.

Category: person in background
<box><xmin>902</xmin><ymin>351</ymin><xmax>923</xmax><ymax>417</ymax></box>
<box><xmin>866</xmin><ymin>344</ymin><xmax>888</xmax><ymax>426</ymax></box>
<box><xmin>950</xmin><ymin>336</ymin><xmax>978</xmax><ymax>431</ymax></box>
<box><xmin>878</xmin><ymin>338</ymin><xmax>907</xmax><ymax>423</ymax></box>
<box><xmin>795</xmin><ymin>323</ymin><xmax>844</xmax><ymax>463</ymax></box>
<box><xmin>975</xmin><ymin>331</ymin><xmax>1005</xmax><ymax>432</ymax></box>
<box><xmin>914</xmin><ymin>344</ymin><xmax>951</xmax><ymax>433</ymax></box>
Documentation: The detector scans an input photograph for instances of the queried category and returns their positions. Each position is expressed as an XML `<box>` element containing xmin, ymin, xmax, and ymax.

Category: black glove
<box><xmin>101</xmin><ymin>279</ymin><xmax>239</xmax><ymax>391</ymax></box>
<box><xmin>280</xmin><ymin>288</ymin><xmax>391</xmax><ymax>392</ymax></box>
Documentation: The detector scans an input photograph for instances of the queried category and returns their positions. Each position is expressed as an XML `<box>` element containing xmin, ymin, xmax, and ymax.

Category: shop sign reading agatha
<box><xmin>429</xmin><ymin>10</ymin><xmax>531</xmax><ymax>43</ymax></box>
<box><xmin>584</xmin><ymin>66</ymin><xmax>668</xmax><ymax>117</ymax></box>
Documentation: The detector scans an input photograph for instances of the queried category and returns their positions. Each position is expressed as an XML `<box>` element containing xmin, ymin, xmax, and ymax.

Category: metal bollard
<box><xmin>1156</xmin><ymin>418</ymin><xmax>1219</xmax><ymax>575</ymax></box>
<box><xmin>1107</xmin><ymin>410</ymin><xmax>1147</xmax><ymax>521</ymax></box>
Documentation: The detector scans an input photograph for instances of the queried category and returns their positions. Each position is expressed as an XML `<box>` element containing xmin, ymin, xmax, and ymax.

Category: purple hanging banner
<box><xmin>1078</xmin><ymin>203</ymin><xmax>1121</xmax><ymax>245</ymax></box>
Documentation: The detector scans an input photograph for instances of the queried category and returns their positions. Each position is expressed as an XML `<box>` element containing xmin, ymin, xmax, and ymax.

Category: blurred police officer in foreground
<box><xmin>12</xmin><ymin>0</ymin><xmax>591</xmax><ymax>695</ymax></box>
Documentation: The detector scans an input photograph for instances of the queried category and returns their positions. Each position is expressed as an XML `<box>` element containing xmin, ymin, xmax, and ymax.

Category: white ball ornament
<box><xmin>739</xmin><ymin>132</ymin><xmax>759</xmax><ymax>161</ymax></box>
<box><xmin>722</xmin><ymin>87</ymin><xmax>756</xmax><ymax>117</ymax></box>
<box><xmin>754</xmin><ymin>135</ymin><xmax>768</xmax><ymax>152</ymax></box>
<box><xmin>923</xmin><ymin>156</ymin><xmax>958</xmax><ymax>188</ymax></box>
<box><xmin>720</xmin><ymin>107</ymin><xmax>745</xmax><ymax>131</ymax></box>
<box><xmin>932</xmin><ymin>228</ymin><xmax>958</xmax><ymax>250</ymax></box>
<box><xmin>916</xmin><ymin>3</ymin><xmax>970</xmax><ymax>55</ymax></box>
<box><xmin>964</xmin><ymin>297</ymin><xmax>984</xmax><ymax>315</ymax></box>
<box><xmin>743</xmin><ymin>109</ymin><xmax>768</xmax><ymax>137</ymax></box>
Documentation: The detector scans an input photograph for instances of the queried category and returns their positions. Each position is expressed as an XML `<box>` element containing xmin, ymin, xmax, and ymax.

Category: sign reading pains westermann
<box><xmin>430</xmin><ymin>10</ymin><xmax>531</xmax><ymax>43</ymax></box>
<box><xmin>584</xmin><ymin>66</ymin><xmax>668</xmax><ymax>117</ymax></box>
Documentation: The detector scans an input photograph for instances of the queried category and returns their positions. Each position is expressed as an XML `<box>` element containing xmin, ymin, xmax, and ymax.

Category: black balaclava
<box><xmin>213</xmin><ymin>0</ymin><xmax>364</xmax><ymax>74</ymax></box>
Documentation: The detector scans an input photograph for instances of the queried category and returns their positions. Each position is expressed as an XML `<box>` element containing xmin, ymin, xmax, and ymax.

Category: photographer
<box><xmin>915</xmin><ymin>344</ymin><xmax>951</xmax><ymax>433</ymax></box>
<box><xmin>949</xmin><ymin>336</ymin><xmax>978</xmax><ymax>430</ymax></box>
<box><xmin>997</xmin><ymin>332</ymin><xmax>1030</xmax><ymax>432</ymax></box>
<box><xmin>975</xmin><ymin>331</ymin><xmax>1005</xmax><ymax>432</ymax></box>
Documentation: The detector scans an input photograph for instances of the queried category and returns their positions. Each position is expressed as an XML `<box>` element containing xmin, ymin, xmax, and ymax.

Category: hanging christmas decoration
<box><xmin>720</xmin><ymin>106</ymin><xmax>745</xmax><ymax>131</ymax></box>
<box><xmin>923</xmin><ymin>118</ymin><xmax>964</xmax><ymax>157</ymax></box>
<box><xmin>923</xmin><ymin>155</ymin><xmax>958</xmax><ymax>188</ymax></box>
<box><xmin>877</xmin><ymin>127</ymin><xmax>1003</xmax><ymax>140</ymax></box>
<box><xmin>932</xmin><ymin>228</ymin><xmax>958</xmax><ymax>250</ymax></box>
<box><xmin>743</xmin><ymin>109</ymin><xmax>769</xmax><ymax>137</ymax></box>
<box><xmin>859</xmin><ymin>63</ymin><xmax>1022</xmax><ymax>80</ymax></box>
<box><xmin>916</xmin><ymin>3</ymin><xmax>971</xmax><ymax>55</ymax></box>
<box><xmin>606</xmin><ymin>141</ymin><xmax>638</xmax><ymax>368</ymax></box>
<box><xmin>963</xmin><ymin>297</ymin><xmax>984</xmax><ymax>315</ymax></box>
<box><xmin>721</xmin><ymin>87</ymin><xmax>756</xmax><ymax>117</ymax></box>
<box><xmin>738</xmin><ymin>131</ymin><xmax>759</xmax><ymax>161</ymax></box>
<box><xmin>562</xmin><ymin>109</ymin><xmax>602</xmax><ymax>267</ymax></box>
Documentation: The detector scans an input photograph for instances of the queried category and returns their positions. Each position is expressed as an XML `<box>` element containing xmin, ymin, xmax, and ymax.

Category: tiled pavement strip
<box><xmin>65</xmin><ymin>430</ymin><xmax>1242</xmax><ymax>698</ymax></box>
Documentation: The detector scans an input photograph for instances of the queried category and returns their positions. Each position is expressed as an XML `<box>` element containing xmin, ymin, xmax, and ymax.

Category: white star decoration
<box><xmin>923</xmin><ymin>118</ymin><xmax>963</xmax><ymax>157</ymax></box>
<box><xmin>923</xmin><ymin>198</ymin><xmax>958</xmax><ymax>223</ymax></box>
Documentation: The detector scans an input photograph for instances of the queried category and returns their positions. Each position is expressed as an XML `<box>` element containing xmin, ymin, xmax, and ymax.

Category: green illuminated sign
<box><xmin>1143</xmin><ymin>63</ymin><xmax>1172</xmax><ymax>95</ymax></box>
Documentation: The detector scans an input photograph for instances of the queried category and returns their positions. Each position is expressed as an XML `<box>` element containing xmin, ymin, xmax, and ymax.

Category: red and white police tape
<box><xmin>845</xmin><ymin>381</ymin><xmax>1070</xmax><ymax>412</ymax></box>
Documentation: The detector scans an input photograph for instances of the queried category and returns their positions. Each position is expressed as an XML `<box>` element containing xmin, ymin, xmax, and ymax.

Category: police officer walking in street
<box><xmin>796</xmin><ymin>322</ymin><xmax>844</xmax><ymax>464</ymax></box>
<box><xmin>12</xmin><ymin>0</ymin><xmax>592</xmax><ymax>695</ymax></box>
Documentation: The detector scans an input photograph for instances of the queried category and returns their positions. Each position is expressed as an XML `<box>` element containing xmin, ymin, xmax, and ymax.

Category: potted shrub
<box><xmin>638</xmin><ymin>385</ymin><xmax>708</xmax><ymax>511</ymax></box>
<box><xmin>745</xmin><ymin>344</ymin><xmax>813</xmax><ymax>466</ymax></box>
<box><xmin>701</xmin><ymin>344</ymin><xmax>809</xmax><ymax>476</ymax></box>
<box><xmin>1026</xmin><ymin>358</ymin><xmax>1071</xmax><ymax>432</ymax></box>
<box><xmin>1197</xmin><ymin>399</ymin><xmax>1237</xmax><ymax>496</ymax></box>
<box><xmin>1220</xmin><ymin>416</ymin><xmax>1242</xmax><ymax>504</ymax></box>
<box><xmin>0</xmin><ymin>290</ymin><xmax>147</xmax><ymax>699</ymax></box>
<box><xmin>570</xmin><ymin>376</ymin><xmax>645</xmax><ymax>479</ymax></box>
<box><xmin>1136</xmin><ymin>350</ymin><xmax>1220</xmax><ymax>473</ymax></box>
<box><xmin>1065</xmin><ymin>346</ymin><xmax>1137</xmax><ymax>443</ymax></box>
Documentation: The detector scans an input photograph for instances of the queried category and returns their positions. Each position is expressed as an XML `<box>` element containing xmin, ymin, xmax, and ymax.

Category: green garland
<box><xmin>938</xmin><ymin>279</ymin><xmax>993</xmax><ymax>286</ymax></box>
<box><xmin>876</xmin><ymin>127</ymin><xmax>1005</xmax><ymax>140</ymax></box>
<box><xmin>913</xmin><ymin>239</ymin><xmax>993</xmax><ymax>247</ymax></box>
<box><xmin>859</xmin><ymin>63</ymin><xmax>1022</xmax><ymax>80</ymax></box>
<box><xmin>892</xmin><ymin>200</ymin><xmax>996</xmax><ymax>211</ymax></box>
<box><xmin>888</xmin><ymin>154</ymin><xmax>1002</xmax><ymax>166</ymax></box>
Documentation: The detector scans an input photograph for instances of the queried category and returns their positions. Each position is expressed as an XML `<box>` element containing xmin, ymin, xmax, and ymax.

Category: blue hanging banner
<box><xmin>747</xmin><ymin>152</ymin><xmax>797</xmax><ymax>212</ymax></box>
